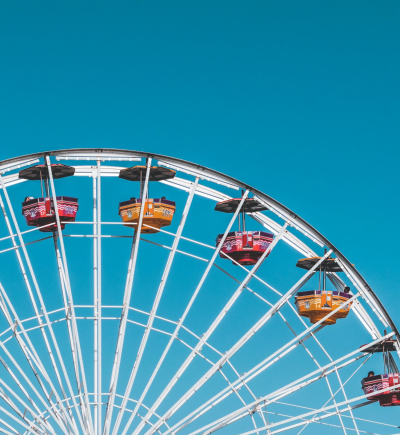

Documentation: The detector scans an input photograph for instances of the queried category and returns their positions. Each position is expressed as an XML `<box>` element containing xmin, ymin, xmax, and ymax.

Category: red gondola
<box><xmin>361</xmin><ymin>339</ymin><xmax>400</xmax><ymax>406</ymax></box>
<box><xmin>214</xmin><ymin>195</ymin><xmax>273</xmax><ymax>266</ymax></box>
<box><xmin>19</xmin><ymin>164</ymin><xmax>78</xmax><ymax>232</ymax></box>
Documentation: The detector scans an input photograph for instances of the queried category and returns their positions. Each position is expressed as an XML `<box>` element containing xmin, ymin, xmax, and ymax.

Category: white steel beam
<box><xmin>111</xmin><ymin>177</ymin><xmax>199</xmax><ymax>435</ymax></box>
<box><xmin>235</xmin><ymin>383</ymin><xmax>400</xmax><ymax>435</ymax></box>
<box><xmin>179</xmin><ymin>333</ymin><xmax>392</xmax><ymax>435</ymax></box>
<box><xmin>52</xmin><ymin>237</ymin><xmax>88</xmax><ymax>434</ymax></box>
<box><xmin>102</xmin><ymin>158</ymin><xmax>152</xmax><ymax>435</ymax></box>
<box><xmin>138</xmin><ymin>223</ymin><xmax>289</xmax><ymax>435</ymax></box>
<box><xmin>46</xmin><ymin>156</ymin><xmax>95</xmax><ymax>435</ymax></box>
<box><xmin>95</xmin><ymin>162</ymin><xmax>102</xmax><ymax>435</ymax></box>
<box><xmin>0</xmin><ymin>178</ymin><xmax>79</xmax><ymax>435</ymax></box>
<box><xmin>0</xmin><ymin>282</ymin><xmax>71</xmax><ymax>435</ymax></box>
<box><xmin>122</xmin><ymin>191</ymin><xmax>249</xmax><ymax>435</ymax></box>
<box><xmin>160</xmin><ymin>265</ymin><xmax>366</xmax><ymax>435</ymax></box>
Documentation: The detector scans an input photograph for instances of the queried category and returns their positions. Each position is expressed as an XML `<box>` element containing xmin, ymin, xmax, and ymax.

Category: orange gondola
<box><xmin>118</xmin><ymin>165</ymin><xmax>176</xmax><ymax>233</ymax></box>
<box><xmin>215</xmin><ymin>195</ymin><xmax>273</xmax><ymax>266</ymax></box>
<box><xmin>19</xmin><ymin>164</ymin><xmax>78</xmax><ymax>232</ymax></box>
<box><xmin>294</xmin><ymin>255</ymin><xmax>352</xmax><ymax>325</ymax></box>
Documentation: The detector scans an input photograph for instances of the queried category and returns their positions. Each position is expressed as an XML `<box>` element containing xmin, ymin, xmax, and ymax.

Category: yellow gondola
<box><xmin>118</xmin><ymin>165</ymin><xmax>176</xmax><ymax>233</ymax></box>
<box><xmin>294</xmin><ymin>256</ymin><xmax>352</xmax><ymax>325</ymax></box>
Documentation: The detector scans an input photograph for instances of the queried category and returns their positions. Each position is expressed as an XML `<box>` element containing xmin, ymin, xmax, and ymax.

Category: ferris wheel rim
<box><xmin>0</xmin><ymin>146</ymin><xmax>397</xmax><ymax>342</ymax></box>
<box><xmin>0</xmin><ymin>147</ymin><xmax>397</xmax><ymax>435</ymax></box>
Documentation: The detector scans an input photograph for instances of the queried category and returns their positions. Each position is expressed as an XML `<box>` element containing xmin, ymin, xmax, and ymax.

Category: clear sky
<box><xmin>0</xmin><ymin>1</ymin><xmax>399</xmax><ymax>433</ymax></box>
<box><xmin>1</xmin><ymin>0</ymin><xmax>399</xmax><ymax>320</ymax></box>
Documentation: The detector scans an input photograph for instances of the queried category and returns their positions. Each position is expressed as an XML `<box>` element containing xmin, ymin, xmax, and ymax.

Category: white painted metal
<box><xmin>96</xmin><ymin>162</ymin><xmax>102</xmax><ymax>435</ymax></box>
<box><xmin>0</xmin><ymin>149</ymin><xmax>396</xmax><ymax>435</ymax></box>
<box><xmin>0</xmin><ymin>159</ymin><xmax>40</xmax><ymax>175</ymax></box>
<box><xmin>56</xmin><ymin>153</ymin><xmax>141</xmax><ymax>162</ymax></box>
<box><xmin>123</xmin><ymin>192</ymin><xmax>251</xmax><ymax>435</ymax></box>
<box><xmin>103</xmin><ymin>158</ymin><xmax>152</xmax><ymax>435</ymax></box>
<box><xmin>0</xmin><ymin>175</ymin><xmax>79</xmax><ymax>435</ymax></box>
<box><xmin>111</xmin><ymin>178</ymin><xmax>200</xmax><ymax>435</ymax></box>
<box><xmin>177</xmin><ymin>334</ymin><xmax>393</xmax><ymax>435</ymax></box>
<box><xmin>46</xmin><ymin>156</ymin><xmax>95</xmax><ymax>435</ymax></box>
<box><xmin>93</xmin><ymin>168</ymin><xmax>99</xmax><ymax>435</ymax></box>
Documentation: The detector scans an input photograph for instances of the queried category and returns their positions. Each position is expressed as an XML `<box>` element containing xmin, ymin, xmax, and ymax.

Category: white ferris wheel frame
<box><xmin>0</xmin><ymin>148</ymin><xmax>396</xmax><ymax>435</ymax></box>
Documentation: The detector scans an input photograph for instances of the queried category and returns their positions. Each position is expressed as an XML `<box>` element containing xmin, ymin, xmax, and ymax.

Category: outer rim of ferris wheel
<box><xmin>0</xmin><ymin>147</ymin><xmax>398</xmax><ymax>435</ymax></box>
<box><xmin>0</xmin><ymin>147</ymin><xmax>397</xmax><ymax>342</ymax></box>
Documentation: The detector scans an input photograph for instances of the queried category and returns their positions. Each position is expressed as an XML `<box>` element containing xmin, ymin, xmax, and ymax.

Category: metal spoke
<box><xmin>103</xmin><ymin>158</ymin><xmax>152</xmax><ymax>435</ymax></box>
<box><xmin>46</xmin><ymin>156</ymin><xmax>95</xmax><ymax>435</ymax></box>
<box><xmin>0</xmin><ymin>150</ymin><xmax>397</xmax><ymax>435</ymax></box>
<box><xmin>141</xmin><ymin>245</ymin><xmax>327</xmax><ymax>435</ymax></box>
<box><xmin>93</xmin><ymin>162</ymin><xmax>101</xmax><ymax>435</ymax></box>
<box><xmin>111</xmin><ymin>177</ymin><xmax>199</xmax><ymax>435</ymax></box>
<box><xmin>0</xmin><ymin>180</ymin><xmax>79</xmax><ymax>434</ymax></box>
<box><xmin>123</xmin><ymin>191</ymin><xmax>250</xmax><ymax>435</ymax></box>
<box><xmin>179</xmin><ymin>333</ymin><xmax>391</xmax><ymax>435</ymax></box>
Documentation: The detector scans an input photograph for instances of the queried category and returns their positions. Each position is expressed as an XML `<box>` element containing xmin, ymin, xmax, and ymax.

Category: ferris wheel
<box><xmin>0</xmin><ymin>148</ymin><xmax>398</xmax><ymax>435</ymax></box>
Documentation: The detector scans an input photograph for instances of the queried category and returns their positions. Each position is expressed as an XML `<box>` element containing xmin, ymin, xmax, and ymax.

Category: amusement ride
<box><xmin>0</xmin><ymin>149</ymin><xmax>397</xmax><ymax>435</ymax></box>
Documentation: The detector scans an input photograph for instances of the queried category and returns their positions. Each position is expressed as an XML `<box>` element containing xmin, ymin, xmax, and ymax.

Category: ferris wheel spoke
<box><xmin>93</xmin><ymin>161</ymin><xmax>102</xmax><ymax>435</ymax></box>
<box><xmin>0</xmin><ymin>276</ymin><xmax>80</xmax><ymax>435</ymax></box>
<box><xmin>111</xmin><ymin>176</ymin><xmax>199</xmax><ymax>435</ymax></box>
<box><xmin>103</xmin><ymin>158</ymin><xmax>152</xmax><ymax>435</ymax></box>
<box><xmin>25</xmin><ymin>393</ymin><xmax>174</xmax><ymax>435</ymax></box>
<box><xmin>179</xmin><ymin>334</ymin><xmax>392</xmax><ymax>435</ymax></box>
<box><xmin>139</xmin><ymin>241</ymin><xmax>329</xmax><ymax>435</ymax></box>
<box><xmin>173</xmin><ymin>284</ymin><xmax>328</xmax><ymax>435</ymax></box>
<box><xmin>235</xmin><ymin>397</ymin><xmax>376</xmax><ymax>435</ymax></box>
<box><xmin>0</xmin><ymin>150</ymin><xmax>397</xmax><ymax>435</ymax></box>
<box><xmin>273</xmin><ymin>400</ymin><xmax>391</xmax><ymax>433</ymax></box>
<box><xmin>0</xmin><ymin>375</ymin><xmax>55</xmax><ymax>435</ymax></box>
<box><xmin>280</xmin><ymin>300</ymin><xmax>360</xmax><ymax>435</ymax></box>
<box><xmin>0</xmin><ymin>417</ymin><xmax>24</xmax><ymax>435</ymax></box>
<box><xmin>175</xmin><ymin>331</ymin><xmax>260</xmax><ymax>417</ymax></box>
<box><xmin>119</xmin><ymin>191</ymin><xmax>250</xmax><ymax>435</ymax></box>
<box><xmin>136</xmin><ymin>216</ymin><xmax>283</xmax><ymax>301</ymax></box>
<box><xmin>162</xmin><ymin>327</ymin><xmax>324</xmax><ymax>435</ymax></box>
<box><xmin>0</xmin><ymin>175</ymin><xmax>84</xmax><ymax>435</ymax></box>
<box><xmin>52</xmin><ymin>236</ymin><xmax>91</xmax><ymax>432</ymax></box>
<box><xmin>334</xmin><ymin>257</ymin><xmax>388</xmax><ymax>334</ymax></box>
<box><xmin>145</xmin><ymin>231</ymin><xmax>294</xmax><ymax>435</ymax></box>
<box><xmin>123</xmin><ymin>299</ymin><xmax>266</xmax><ymax>420</ymax></box>
<box><xmin>257</xmin><ymin>300</ymin><xmax>349</xmax><ymax>434</ymax></box>
<box><xmin>161</xmin><ymin>294</ymin><xmax>363</xmax><ymax>435</ymax></box>
<box><xmin>0</xmin><ymin>339</ymin><xmax>59</xmax><ymax>435</ymax></box>
<box><xmin>294</xmin><ymin>314</ymin><xmax>361</xmax><ymax>435</ymax></box>
<box><xmin>213</xmin><ymin>257</ymin><xmax>308</xmax><ymax>427</ymax></box>
<box><xmin>0</xmin><ymin>395</ymin><xmax>47</xmax><ymax>435</ymax></box>
<box><xmin>0</xmin><ymin>190</ymin><xmax>72</xmax><ymax>411</ymax></box>
<box><xmin>0</xmin><ymin>290</ymin><xmax>74</xmax><ymax>434</ymax></box>
<box><xmin>0</xmin><ymin>379</ymin><xmax>51</xmax><ymax>435</ymax></box>
<box><xmin>268</xmin><ymin>412</ymin><xmax>372</xmax><ymax>435</ymax></box>
<box><xmin>46</xmin><ymin>156</ymin><xmax>95</xmax><ymax>435</ymax></box>
<box><xmin>0</xmin><ymin>322</ymin><xmax>70</xmax><ymax>435</ymax></box>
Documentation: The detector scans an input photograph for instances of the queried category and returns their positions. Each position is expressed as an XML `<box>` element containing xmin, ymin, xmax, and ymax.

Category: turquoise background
<box><xmin>0</xmin><ymin>1</ymin><xmax>399</xmax><ymax>434</ymax></box>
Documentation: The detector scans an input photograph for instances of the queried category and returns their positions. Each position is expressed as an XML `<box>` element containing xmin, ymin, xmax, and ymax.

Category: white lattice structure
<box><xmin>0</xmin><ymin>148</ymin><xmax>397</xmax><ymax>435</ymax></box>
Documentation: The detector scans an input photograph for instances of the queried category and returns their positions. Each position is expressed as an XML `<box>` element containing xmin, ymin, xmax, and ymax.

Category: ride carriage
<box><xmin>19</xmin><ymin>164</ymin><xmax>78</xmax><ymax>232</ymax></box>
<box><xmin>118</xmin><ymin>165</ymin><xmax>176</xmax><ymax>233</ymax></box>
<box><xmin>214</xmin><ymin>197</ymin><xmax>274</xmax><ymax>266</ymax></box>
<box><xmin>361</xmin><ymin>340</ymin><xmax>400</xmax><ymax>406</ymax></box>
<box><xmin>294</xmin><ymin>256</ymin><xmax>352</xmax><ymax>325</ymax></box>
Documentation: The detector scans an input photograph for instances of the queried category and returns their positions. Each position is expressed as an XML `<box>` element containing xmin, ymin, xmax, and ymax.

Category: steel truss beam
<box><xmin>0</xmin><ymin>149</ymin><xmax>396</xmax><ymax>435</ymax></box>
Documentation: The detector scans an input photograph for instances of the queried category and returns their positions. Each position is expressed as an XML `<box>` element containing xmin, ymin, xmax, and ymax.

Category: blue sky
<box><xmin>0</xmin><ymin>1</ymin><xmax>399</xmax><ymax>433</ymax></box>
<box><xmin>1</xmin><ymin>0</ymin><xmax>398</xmax><ymax>320</ymax></box>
